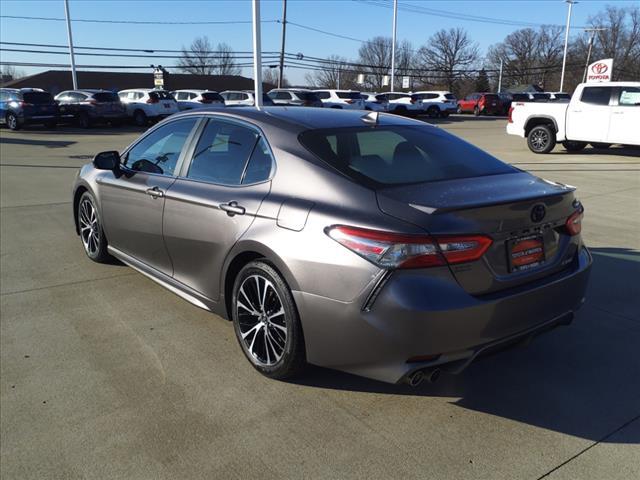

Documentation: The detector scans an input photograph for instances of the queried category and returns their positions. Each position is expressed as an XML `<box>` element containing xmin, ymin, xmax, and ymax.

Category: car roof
<box><xmin>170</xmin><ymin>106</ymin><xmax>427</xmax><ymax>131</ymax></box>
<box><xmin>173</xmin><ymin>89</ymin><xmax>206</xmax><ymax>93</ymax></box>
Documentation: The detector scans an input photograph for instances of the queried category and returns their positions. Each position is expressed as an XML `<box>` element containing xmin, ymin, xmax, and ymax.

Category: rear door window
<box><xmin>316</xmin><ymin>91</ymin><xmax>330</xmax><ymax>99</ymax></box>
<box><xmin>618</xmin><ymin>87</ymin><xmax>640</xmax><ymax>106</ymax></box>
<box><xmin>581</xmin><ymin>87</ymin><xmax>612</xmax><ymax>105</ymax></box>
<box><xmin>187</xmin><ymin>120</ymin><xmax>259</xmax><ymax>185</ymax></box>
<box><xmin>242</xmin><ymin>137</ymin><xmax>273</xmax><ymax>184</ymax></box>
<box><xmin>336</xmin><ymin>92</ymin><xmax>361</xmax><ymax>99</ymax></box>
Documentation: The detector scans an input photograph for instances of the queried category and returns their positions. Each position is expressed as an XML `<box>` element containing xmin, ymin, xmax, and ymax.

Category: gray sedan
<box><xmin>72</xmin><ymin>107</ymin><xmax>591</xmax><ymax>385</ymax></box>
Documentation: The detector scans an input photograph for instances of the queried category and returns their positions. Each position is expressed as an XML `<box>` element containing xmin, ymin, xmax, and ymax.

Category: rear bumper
<box><xmin>507</xmin><ymin>122</ymin><xmax>525</xmax><ymax>137</ymax></box>
<box><xmin>294</xmin><ymin>246</ymin><xmax>592</xmax><ymax>384</ymax></box>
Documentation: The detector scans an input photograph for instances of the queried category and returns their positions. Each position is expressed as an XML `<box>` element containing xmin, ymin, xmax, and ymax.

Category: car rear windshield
<box><xmin>149</xmin><ymin>91</ymin><xmax>174</xmax><ymax>101</ymax></box>
<box><xmin>444</xmin><ymin>93</ymin><xmax>456</xmax><ymax>100</ymax></box>
<box><xmin>22</xmin><ymin>92</ymin><xmax>53</xmax><ymax>104</ymax></box>
<box><xmin>201</xmin><ymin>92</ymin><xmax>224</xmax><ymax>102</ymax></box>
<box><xmin>92</xmin><ymin>92</ymin><xmax>120</xmax><ymax>102</ymax></box>
<box><xmin>299</xmin><ymin>125</ymin><xmax>516</xmax><ymax>187</ymax></box>
<box><xmin>336</xmin><ymin>91</ymin><xmax>361</xmax><ymax>99</ymax></box>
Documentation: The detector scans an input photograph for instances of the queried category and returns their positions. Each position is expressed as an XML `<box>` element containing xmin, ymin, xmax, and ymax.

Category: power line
<box><xmin>0</xmin><ymin>15</ymin><xmax>279</xmax><ymax>25</ymax></box>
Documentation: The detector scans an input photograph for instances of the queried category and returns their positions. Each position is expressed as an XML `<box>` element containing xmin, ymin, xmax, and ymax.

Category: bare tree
<box><xmin>357</xmin><ymin>37</ymin><xmax>392</xmax><ymax>91</ymax></box>
<box><xmin>0</xmin><ymin>64</ymin><xmax>25</xmax><ymax>83</ymax></box>
<box><xmin>263</xmin><ymin>67</ymin><xmax>288</xmax><ymax>87</ymax></box>
<box><xmin>417</xmin><ymin>28</ymin><xmax>479</xmax><ymax>91</ymax></box>
<box><xmin>305</xmin><ymin>55</ymin><xmax>356</xmax><ymax>89</ymax></box>
<box><xmin>178</xmin><ymin>37</ymin><xmax>241</xmax><ymax>76</ymax></box>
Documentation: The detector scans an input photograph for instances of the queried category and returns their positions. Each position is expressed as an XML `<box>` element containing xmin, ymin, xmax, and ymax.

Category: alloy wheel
<box><xmin>236</xmin><ymin>274</ymin><xmax>287</xmax><ymax>367</ymax></box>
<box><xmin>530</xmin><ymin>129</ymin><xmax>548</xmax><ymax>151</ymax></box>
<box><xmin>79</xmin><ymin>198</ymin><xmax>100</xmax><ymax>256</ymax></box>
<box><xmin>7</xmin><ymin>114</ymin><xmax>17</xmax><ymax>130</ymax></box>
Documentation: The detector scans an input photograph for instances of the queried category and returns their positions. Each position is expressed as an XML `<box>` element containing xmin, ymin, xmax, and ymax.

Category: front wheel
<box><xmin>6</xmin><ymin>112</ymin><xmax>20</xmax><ymax>130</ymax></box>
<box><xmin>427</xmin><ymin>106</ymin><xmax>439</xmax><ymax>118</ymax></box>
<box><xmin>563</xmin><ymin>141</ymin><xmax>587</xmax><ymax>152</ymax></box>
<box><xmin>232</xmin><ymin>260</ymin><xmax>305</xmax><ymax>380</ymax></box>
<box><xmin>133</xmin><ymin>110</ymin><xmax>148</xmax><ymax>126</ymax></box>
<box><xmin>77</xmin><ymin>192</ymin><xmax>111</xmax><ymax>263</ymax></box>
<box><xmin>527</xmin><ymin>125</ymin><xmax>556</xmax><ymax>154</ymax></box>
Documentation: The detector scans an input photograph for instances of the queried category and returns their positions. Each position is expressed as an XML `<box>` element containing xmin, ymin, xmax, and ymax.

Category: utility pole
<box><xmin>497</xmin><ymin>58</ymin><xmax>503</xmax><ymax>93</ymax></box>
<box><xmin>390</xmin><ymin>0</ymin><xmax>397</xmax><ymax>92</ymax></box>
<box><xmin>252</xmin><ymin>0</ymin><xmax>263</xmax><ymax>109</ymax></box>
<box><xmin>337</xmin><ymin>68</ymin><xmax>341</xmax><ymax>90</ymax></box>
<box><xmin>63</xmin><ymin>0</ymin><xmax>78</xmax><ymax>89</ymax></box>
<box><xmin>582</xmin><ymin>27</ymin><xmax>605</xmax><ymax>83</ymax></box>
<box><xmin>560</xmin><ymin>0</ymin><xmax>577</xmax><ymax>92</ymax></box>
<box><xmin>278</xmin><ymin>0</ymin><xmax>287</xmax><ymax>88</ymax></box>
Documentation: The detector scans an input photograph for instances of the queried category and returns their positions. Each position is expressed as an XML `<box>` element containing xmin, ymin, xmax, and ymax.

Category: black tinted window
<box><xmin>336</xmin><ymin>92</ymin><xmax>361</xmax><ymax>99</ymax></box>
<box><xmin>201</xmin><ymin>92</ymin><xmax>224</xmax><ymax>102</ymax></box>
<box><xmin>188</xmin><ymin>120</ymin><xmax>258</xmax><ymax>185</ymax></box>
<box><xmin>93</xmin><ymin>92</ymin><xmax>119</xmax><ymax>102</ymax></box>
<box><xmin>149</xmin><ymin>91</ymin><xmax>174</xmax><ymax>101</ymax></box>
<box><xmin>581</xmin><ymin>87</ymin><xmax>611</xmax><ymax>105</ymax></box>
<box><xmin>299</xmin><ymin>126</ymin><xmax>516</xmax><ymax>187</ymax></box>
<box><xmin>316</xmin><ymin>91</ymin><xmax>330</xmax><ymax>99</ymax></box>
<box><xmin>444</xmin><ymin>93</ymin><xmax>456</xmax><ymax>100</ymax></box>
<box><xmin>242</xmin><ymin>137</ymin><xmax>273</xmax><ymax>184</ymax></box>
<box><xmin>125</xmin><ymin>118</ymin><xmax>197</xmax><ymax>175</ymax></box>
<box><xmin>23</xmin><ymin>92</ymin><xmax>53</xmax><ymax>104</ymax></box>
<box><xmin>300</xmin><ymin>92</ymin><xmax>320</xmax><ymax>101</ymax></box>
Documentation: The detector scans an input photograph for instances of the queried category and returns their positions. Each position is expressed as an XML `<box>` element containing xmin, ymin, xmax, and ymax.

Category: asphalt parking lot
<box><xmin>1</xmin><ymin>115</ymin><xmax>639</xmax><ymax>480</ymax></box>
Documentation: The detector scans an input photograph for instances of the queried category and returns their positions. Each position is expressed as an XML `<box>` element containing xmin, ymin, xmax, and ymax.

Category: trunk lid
<box><xmin>376</xmin><ymin>172</ymin><xmax>580</xmax><ymax>295</ymax></box>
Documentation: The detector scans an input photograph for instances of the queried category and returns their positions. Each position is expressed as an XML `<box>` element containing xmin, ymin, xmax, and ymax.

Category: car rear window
<box><xmin>299</xmin><ymin>125</ymin><xmax>516</xmax><ymax>187</ymax></box>
<box><xmin>92</xmin><ymin>92</ymin><xmax>119</xmax><ymax>102</ymax></box>
<box><xmin>22</xmin><ymin>92</ymin><xmax>53</xmax><ymax>104</ymax></box>
<box><xmin>201</xmin><ymin>92</ymin><xmax>224</xmax><ymax>102</ymax></box>
<box><xmin>444</xmin><ymin>93</ymin><xmax>456</xmax><ymax>100</ymax></box>
<box><xmin>149</xmin><ymin>91</ymin><xmax>174</xmax><ymax>101</ymax></box>
<box><xmin>336</xmin><ymin>91</ymin><xmax>361</xmax><ymax>99</ymax></box>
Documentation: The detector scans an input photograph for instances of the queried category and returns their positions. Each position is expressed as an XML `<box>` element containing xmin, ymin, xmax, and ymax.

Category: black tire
<box><xmin>527</xmin><ymin>124</ymin><xmax>556</xmax><ymax>154</ymax></box>
<box><xmin>232</xmin><ymin>260</ymin><xmax>305</xmax><ymax>380</ymax></box>
<box><xmin>395</xmin><ymin>105</ymin><xmax>408</xmax><ymax>115</ymax></box>
<box><xmin>6</xmin><ymin>112</ymin><xmax>20</xmax><ymax>130</ymax></box>
<box><xmin>78</xmin><ymin>112</ymin><xmax>91</xmax><ymax>129</ymax></box>
<box><xmin>473</xmin><ymin>106</ymin><xmax>480</xmax><ymax>116</ymax></box>
<box><xmin>591</xmin><ymin>142</ymin><xmax>611</xmax><ymax>149</ymax></box>
<box><xmin>563</xmin><ymin>141</ymin><xmax>587</xmax><ymax>152</ymax></box>
<box><xmin>441</xmin><ymin>111</ymin><xmax>450</xmax><ymax>118</ymax></box>
<box><xmin>77</xmin><ymin>191</ymin><xmax>111</xmax><ymax>263</ymax></box>
<box><xmin>427</xmin><ymin>106</ymin><xmax>439</xmax><ymax>118</ymax></box>
<box><xmin>45</xmin><ymin>121</ymin><xmax>57</xmax><ymax>129</ymax></box>
<box><xmin>133</xmin><ymin>109</ymin><xmax>147</xmax><ymax>126</ymax></box>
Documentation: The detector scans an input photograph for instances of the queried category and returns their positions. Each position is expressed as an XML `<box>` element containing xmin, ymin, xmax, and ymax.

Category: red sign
<box><xmin>591</xmin><ymin>63</ymin><xmax>608</xmax><ymax>74</ymax></box>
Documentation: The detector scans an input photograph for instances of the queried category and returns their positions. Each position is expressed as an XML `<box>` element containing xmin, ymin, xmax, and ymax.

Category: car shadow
<box><xmin>0</xmin><ymin>136</ymin><xmax>77</xmax><ymax>148</ymax></box>
<box><xmin>419</xmin><ymin>114</ymin><xmax>508</xmax><ymax>125</ymax></box>
<box><xmin>290</xmin><ymin>247</ymin><xmax>640</xmax><ymax>443</ymax></box>
<box><xmin>550</xmin><ymin>145</ymin><xmax>640</xmax><ymax>157</ymax></box>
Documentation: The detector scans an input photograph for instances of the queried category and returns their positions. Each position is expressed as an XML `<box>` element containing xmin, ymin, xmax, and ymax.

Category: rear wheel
<box><xmin>78</xmin><ymin>112</ymin><xmax>91</xmax><ymax>129</ymax></box>
<box><xmin>527</xmin><ymin>125</ymin><xmax>556</xmax><ymax>154</ymax></box>
<box><xmin>6</xmin><ymin>112</ymin><xmax>19</xmax><ymax>130</ymax></box>
<box><xmin>473</xmin><ymin>106</ymin><xmax>480</xmax><ymax>116</ymax></box>
<box><xmin>133</xmin><ymin>109</ymin><xmax>147</xmax><ymax>126</ymax></box>
<box><xmin>563</xmin><ymin>141</ymin><xmax>587</xmax><ymax>152</ymax></box>
<box><xmin>77</xmin><ymin>192</ymin><xmax>111</xmax><ymax>263</ymax></box>
<box><xmin>591</xmin><ymin>142</ymin><xmax>611</xmax><ymax>149</ymax></box>
<box><xmin>427</xmin><ymin>106</ymin><xmax>439</xmax><ymax>118</ymax></box>
<box><xmin>232</xmin><ymin>260</ymin><xmax>305</xmax><ymax>380</ymax></box>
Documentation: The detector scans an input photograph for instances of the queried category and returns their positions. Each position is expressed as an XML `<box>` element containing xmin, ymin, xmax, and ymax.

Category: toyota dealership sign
<box><xmin>586</xmin><ymin>58</ymin><xmax>613</xmax><ymax>83</ymax></box>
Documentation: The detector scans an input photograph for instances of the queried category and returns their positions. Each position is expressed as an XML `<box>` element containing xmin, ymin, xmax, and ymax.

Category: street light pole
<box><xmin>278</xmin><ymin>0</ymin><xmax>287</xmax><ymax>88</ymax></box>
<box><xmin>63</xmin><ymin>0</ymin><xmax>78</xmax><ymax>89</ymax></box>
<box><xmin>498</xmin><ymin>58</ymin><xmax>503</xmax><ymax>93</ymax></box>
<box><xmin>390</xmin><ymin>0</ymin><xmax>397</xmax><ymax>92</ymax></box>
<box><xmin>252</xmin><ymin>0</ymin><xmax>263</xmax><ymax>109</ymax></box>
<box><xmin>559</xmin><ymin>0</ymin><xmax>577</xmax><ymax>92</ymax></box>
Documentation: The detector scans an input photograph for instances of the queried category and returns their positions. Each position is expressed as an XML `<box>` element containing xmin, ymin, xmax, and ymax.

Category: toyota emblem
<box><xmin>591</xmin><ymin>63</ymin><xmax>608</xmax><ymax>74</ymax></box>
<box><xmin>531</xmin><ymin>204</ymin><xmax>546</xmax><ymax>223</ymax></box>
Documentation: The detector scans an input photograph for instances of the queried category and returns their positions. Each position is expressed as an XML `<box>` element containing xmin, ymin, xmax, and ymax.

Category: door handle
<box><xmin>145</xmin><ymin>186</ymin><xmax>164</xmax><ymax>198</ymax></box>
<box><xmin>219</xmin><ymin>201</ymin><xmax>246</xmax><ymax>216</ymax></box>
<box><xmin>611</xmin><ymin>111</ymin><xmax>624</xmax><ymax>114</ymax></box>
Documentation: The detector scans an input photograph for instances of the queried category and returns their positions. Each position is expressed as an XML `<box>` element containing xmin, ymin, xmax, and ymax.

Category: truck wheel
<box><xmin>563</xmin><ymin>141</ymin><xmax>587</xmax><ymax>152</ymax></box>
<box><xmin>527</xmin><ymin>125</ymin><xmax>556</xmax><ymax>154</ymax></box>
<box><xmin>591</xmin><ymin>142</ymin><xmax>611</xmax><ymax>149</ymax></box>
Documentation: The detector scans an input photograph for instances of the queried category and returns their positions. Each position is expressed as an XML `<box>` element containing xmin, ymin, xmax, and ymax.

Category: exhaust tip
<box><xmin>406</xmin><ymin>368</ymin><xmax>441</xmax><ymax>387</ymax></box>
<box><xmin>407</xmin><ymin>370</ymin><xmax>425</xmax><ymax>387</ymax></box>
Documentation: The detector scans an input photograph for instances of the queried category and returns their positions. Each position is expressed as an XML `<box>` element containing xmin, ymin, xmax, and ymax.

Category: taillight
<box><xmin>508</xmin><ymin>106</ymin><xmax>514</xmax><ymax>123</ymax></box>
<box><xmin>326</xmin><ymin>226</ymin><xmax>492</xmax><ymax>269</ymax></box>
<box><xmin>345</xmin><ymin>99</ymin><xmax>355</xmax><ymax>104</ymax></box>
<box><xmin>565</xmin><ymin>210</ymin><xmax>583</xmax><ymax>236</ymax></box>
<box><xmin>146</xmin><ymin>97</ymin><xmax>159</xmax><ymax>104</ymax></box>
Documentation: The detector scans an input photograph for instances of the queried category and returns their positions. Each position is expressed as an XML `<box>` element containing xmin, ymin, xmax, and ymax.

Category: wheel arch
<box><xmin>72</xmin><ymin>185</ymin><xmax>90</xmax><ymax>234</ymax></box>
<box><xmin>524</xmin><ymin>116</ymin><xmax>558</xmax><ymax>137</ymax></box>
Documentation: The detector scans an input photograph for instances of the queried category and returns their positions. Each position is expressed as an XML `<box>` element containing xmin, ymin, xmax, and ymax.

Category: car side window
<box><xmin>316</xmin><ymin>91</ymin><xmax>330</xmax><ymax>100</ymax></box>
<box><xmin>242</xmin><ymin>137</ymin><xmax>273</xmax><ymax>184</ymax></box>
<box><xmin>275</xmin><ymin>91</ymin><xmax>291</xmax><ymax>100</ymax></box>
<box><xmin>618</xmin><ymin>87</ymin><xmax>640</xmax><ymax>106</ymax></box>
<box><xmin>187</xmin><ymin>120</ymin><xmax>259</xmax><ymax>185</ymax></box>
<box><xmin>124</xmin><ymin>118</ymin><xmax>198</xmax><ymax>176</ymax></box>
<box><xmin>581</xmin><ymin>87</ymin><xmax>612</xmax><ymax>106</ymax></box>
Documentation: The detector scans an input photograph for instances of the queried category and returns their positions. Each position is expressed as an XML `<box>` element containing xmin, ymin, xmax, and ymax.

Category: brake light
<box><xmin>326</xmin><ymin>226</ymin><xmax>492</xmax><ymax>269</ymax></box>
<box><xmin>565</xmin><ymin>210</ymin><xmax>583</xmax><ymax>236</ymax></box>
<box><xmin>146</xmin><ymin>97</ymin><xmax>159</xmax><ymax>104</ymax></box>
<box><xmin>508</xmin><ymin>106</ymin><xmax>514</xmax><ymax>123</ymax></box>
<box><xmin>345</xmin><ymin>99</ymin><xmax>355</xmax><ymax>104</ymax></box>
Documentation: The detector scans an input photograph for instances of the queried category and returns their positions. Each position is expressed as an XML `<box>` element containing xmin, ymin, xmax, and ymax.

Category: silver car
<box><xmin>72</xmin><ymin>107</ymin><xmax>591</xmax><ymax>385</ymax></box>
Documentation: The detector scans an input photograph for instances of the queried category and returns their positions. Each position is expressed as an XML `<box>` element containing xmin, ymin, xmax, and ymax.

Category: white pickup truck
<box><xmin>507</xmin><ymin>82</ymin><xmax>640</xmax><ymax>153</ymax></box>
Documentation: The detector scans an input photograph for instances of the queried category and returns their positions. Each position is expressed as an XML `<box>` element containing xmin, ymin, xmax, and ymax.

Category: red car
<box><xmin>457</xmin><ymin>93</ymin><xmax>503</xmax><ymax>116</ymax></box>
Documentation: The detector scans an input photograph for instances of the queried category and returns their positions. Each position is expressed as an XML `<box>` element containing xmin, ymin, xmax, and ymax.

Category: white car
<box><xmin>118</xmin><ymin>89</ymin><xmax>178</xmax><ymax>126</ymax></box>
<box><xmin>507</xmin><ymin>82</ymin><xmax>640</xmax><ymax>153</ymax></box>
<box><xmin>220</xmin><ymin>90</ymin><xmax>275</xmax><ymax>107</ymax></box>
<box><xmin>313</xmin><ymin>90</ymin><xmax>365</xmax><ymax>110</ymax></box>
<box><xmin>360</xmin><ymin>92</ymin><xmax>388</xmax><ymax>112</ymax></box>
<box><xmin>377</xmin><ymin>92</ymin><xmax>425</xmax><ymax>116</ymax></box>
<box><xmin>412</xmin><ymin>91</ymin><xmax>458</xmax><ymax>117</ymax></box>
<box><xmin>267</xmin><ymin>89</ymin><xmax>323</xmax><ymax>107</ymax></box>
<box><xmin>171</xmin><ymin>90</ymin><xmax>225</xmax><ymax>110</ymax></box>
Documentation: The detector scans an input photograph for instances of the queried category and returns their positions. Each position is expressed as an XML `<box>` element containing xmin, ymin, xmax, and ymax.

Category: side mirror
<box><xmin>93</xmin><ymin>151</ymin><xmax>120</xmax><ymax>171</ymax></box>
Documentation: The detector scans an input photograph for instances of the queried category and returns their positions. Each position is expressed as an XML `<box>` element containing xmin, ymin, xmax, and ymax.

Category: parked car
<box><xmin>268</xmin><ymin>89</ymin><xmax>323</xmax><ymax>107</ymax></box>
<box><xmin>118</xmin><ymin>89</ymin><xmax>179</xmax><ymax>126</ymax></box>
<box><xmin>220</xmin><ymin>90</ymin><xmax>275</xmax><ymax>107</ymax></box>
<box><xmin>55</xmin><ymin>89</ymin><xmax>126</xmax><ymax>128</ymax></box>
<box><xmin>498</xmin><ymin>93</ymin><xmax>513</xmax><ymax>115</ymax></box>
<box><xmin>412</xmin><ymin>91</ymin><xmax>457</xmax><ymax>117</ymax></box>
<box><xmin>0</xmin><ymin>88</ymin><xmax>58</xmax><ymax>130</ymax></box>
<box><xmin>359</xmin><ymin>92</ymin><xmax>388</xmax><ymax>111</ymax></box>
<box><xmin>313</xmin><ymin>90</ymin><xmax>365</xmax><ymax>110</ymax></box>
<box><xmin>171</xmin><ymin>90</ymin><xmax>225</xmax><ymax>110</ymax></box>
<box><xmin>378</xmin><ymin>92</ymin><xmax>424</xmax><ymax>116</ymax></box>
<box><xmin>507</xmin><ymin>82</ymin><xmax>640</xmax><ymax>153</ymax></box>
<box><xmin>72</xmin><ymin>107</ymin><xmax>591</xmax><ymax>385</ymax></box>
<box><xmin>457</xmin><ymin>93</ymin><xmax>503</xmax><ymax>116</ymax></box>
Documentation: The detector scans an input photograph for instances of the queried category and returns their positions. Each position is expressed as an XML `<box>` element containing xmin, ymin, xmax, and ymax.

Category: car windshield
<box><xmin>22</xmin><ymin>92</ymin><xmax>53</xmax><ymax>104</ymax></box>
<box><xmin>299</xmin><ymin>125</ymin><xmax>516</xmax><ymax>187</ymax></box>
<box><xmin>93</xmin><ymin>92</ymin><xmax>119</xmax><ymax>102</ymax></box>
<box><xmin>336</xmin><ymin>92</ymin><xmax>361</xmax><ymax>99</ymax></box>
